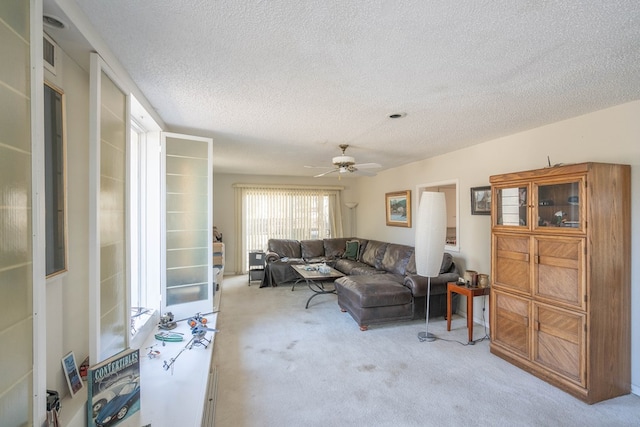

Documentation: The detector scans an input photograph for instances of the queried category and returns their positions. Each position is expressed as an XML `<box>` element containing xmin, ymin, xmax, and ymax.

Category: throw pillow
<box><xmin>343</xmin><ymin>240</ymin><xmax>360</xmax><ymax>260</ymax></box>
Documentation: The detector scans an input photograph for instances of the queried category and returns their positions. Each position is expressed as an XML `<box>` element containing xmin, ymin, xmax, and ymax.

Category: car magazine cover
<box><xmin>87</xmin><ymin>348</ymin><xmax>140</xmax><ymax>427</ymax></box>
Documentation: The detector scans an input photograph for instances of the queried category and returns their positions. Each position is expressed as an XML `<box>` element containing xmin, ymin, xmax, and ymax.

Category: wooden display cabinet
<box><xmin>489</xmin><ymin>162</ymin><xmax>630</xmax><ymax>403</ymax></box>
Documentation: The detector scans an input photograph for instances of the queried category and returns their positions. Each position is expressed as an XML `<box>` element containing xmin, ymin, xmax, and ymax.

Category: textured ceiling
<box><xmin>62</xmin><ymin>1</ymin><xmax>640</xmax><ymax>176</ymax></box>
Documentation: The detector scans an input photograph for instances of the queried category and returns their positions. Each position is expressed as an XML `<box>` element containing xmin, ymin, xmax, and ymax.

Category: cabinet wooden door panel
<box><xmin>533</xmin><ymin>304</ymin><xmax>585</xmax><ymax>386</ymax></box>
<box><xmin>492</xmin><ymin>290</ymin><xmax>530</xmax><ymax>358</ymax></box>
<box><xmin>535</xmin><ymin>237</ymin><xmax>585</xmax><ymax>309</ymax></box>
<box><xmin>493</xmin><ymin>234</ymin><xmax>530</xmax><ymax>294</ymax></box>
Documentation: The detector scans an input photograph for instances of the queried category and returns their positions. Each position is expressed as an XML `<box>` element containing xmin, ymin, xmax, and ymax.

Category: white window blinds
<box><xmin>234</xmin><ymin>185</ymin><xmax>343</xmax><ymax>272</ymax></box>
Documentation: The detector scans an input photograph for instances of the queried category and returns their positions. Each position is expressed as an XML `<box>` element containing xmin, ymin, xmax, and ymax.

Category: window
<box><xmin>44</xmin><ymin>82</ymin><xmax>67</xmax><ymax>276</ymax></box>
<box><xmin>130</xmin><ymin>123</ymin><xmax>142</xmax><ymax>311</ymax></box>
<box><xmin>235</xmin><ymin>185</ymin><xmax>344</xmax><ymax>270</ymax></box>
<box><xmin>127</xmin><ymin>95</ymin><xmax>163</xmax><ymax>348</ymax></box>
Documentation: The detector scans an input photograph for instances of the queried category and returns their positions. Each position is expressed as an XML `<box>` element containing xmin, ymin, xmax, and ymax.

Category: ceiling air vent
<box><xmin>43</xmin><ymin>33</ymin><xmax>57</xmax><ymax>75</ymax></box>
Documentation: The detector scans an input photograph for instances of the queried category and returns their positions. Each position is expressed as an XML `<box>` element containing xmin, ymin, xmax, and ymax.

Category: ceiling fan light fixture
<box><xmin>333</xmin><ymin>155</ymin><xmax>355</xmax><ymax>166</ymax></box>
<box><xmin>308</xmin><ymin>144</ymin><xmax>381</xmax><ymax>178</ymax></box>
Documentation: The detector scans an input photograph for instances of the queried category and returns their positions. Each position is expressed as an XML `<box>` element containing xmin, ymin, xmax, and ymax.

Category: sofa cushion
<box><xmin>334</xmin><ymin>259</ymin><xmax>378</xmax><ymax>275</ymax></box>
<box><xmin>356</xmin><ymin>238</ymin><xmax>369</xmax><ymax>260</ymax></box>
<box><xmin>350</xmin><ymin>265</ymin><xmax>386</xmax><ymax>275</ymax></box>
<box><xmin>381</xmin><ymin>244</ymin><xmax>414</xmax><ymax>275</ymax></box>
<box><xmin>360</xmin><ymin>240</ymin><xmax>388</xmax><ymax>269</ymax></box>
<box><xmin>301</xmin><ymin>239</ymin><xmax>325</xmax><ymax>259</ymax></box>
<box><xmin>268</xmin><ymin>239</ymin><xmax>301</xmax><ymax>258</ymax></box>
<box><xmin>406</xmin><ymin>252</ymin><xmax>454</xmax><ymax>275</ymax></box>
<box><xmin>323</xmin><ymin>237</ymin><xmax>350</xmax><ymax>258</ymax></box>
<box><xmin>440</xmin><ymin>252</ymin><xmax>454</xmax><ymax>274</ymax></box>
<box><xmin>335</xmin><ymin>275</ymin><xmax>412</xmax><ymax>308</ymax></box>
<box><xmin>343</xmin><ymin>240</ymin><xmax>360</xmax><ymax>260</ymax></box>
<box><xmin>406</xmin><ymin>253</ymin><xmax>416</xmax><ymax>275</ymax></box>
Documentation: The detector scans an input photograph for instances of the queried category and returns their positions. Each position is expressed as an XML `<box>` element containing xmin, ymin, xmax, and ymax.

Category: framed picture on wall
<box><xmin>61</xmin><ymin>351</ymin><xmax>84</xmax><ymax>397</ymax></box>
<box><xmin>385</xmin><ymin>190</ymin><xmax>411</xmax><ymax>227</ymax></box>
<box><xmin>471</xmin><ymin>186</ymin><xmax>491</xmax><ymax>215</ymax></box>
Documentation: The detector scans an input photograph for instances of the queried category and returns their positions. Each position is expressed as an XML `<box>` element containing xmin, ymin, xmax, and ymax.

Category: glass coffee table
<box><xmin>291</xmin><ymin>264</ymin><xmax>345</xmax><ymax>309</ymax></box>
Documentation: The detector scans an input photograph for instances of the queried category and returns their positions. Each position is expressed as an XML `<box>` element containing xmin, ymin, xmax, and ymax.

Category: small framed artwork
<box><xmin>471</xmin><ymin>186</ymin><xmax>492</xmax><ymax>215</ymax></box>
<box><xmin>61</xmin><ymin>351</ymin><xmax>84</xmax><ymax>396</ymax></box>
<box><xmin>385</xmin><ymin>190</ymin><xmax>411</xmax><ymax>227</ymax></box>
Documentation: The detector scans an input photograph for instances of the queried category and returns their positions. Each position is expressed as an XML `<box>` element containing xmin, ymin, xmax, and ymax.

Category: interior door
<box><xmin>161</xmin><ymin>132</ymin><xmax>213</xmax><ymax>320</ymax></box>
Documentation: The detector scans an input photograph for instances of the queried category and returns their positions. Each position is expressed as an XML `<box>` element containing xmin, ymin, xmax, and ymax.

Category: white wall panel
<box><xmin>0</xmin><ymin>1</ymin><xmax>32</xmax><ymax>425</ymax></box>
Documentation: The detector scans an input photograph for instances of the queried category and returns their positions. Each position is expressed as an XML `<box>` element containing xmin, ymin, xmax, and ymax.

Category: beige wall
<box><xmin>213</xmin><ymin>101</ymin><xmax>640</xmax><ymax>394</ymax></box>
<box><xmin>44</xmin><ymin>44</ymin><xmax>91</xmax><ymax>395</ymax></box>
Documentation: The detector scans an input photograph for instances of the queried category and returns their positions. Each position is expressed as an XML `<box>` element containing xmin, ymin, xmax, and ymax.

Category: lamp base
<box><xmin>417</xmin><ymin>331</ymin><xmax>436</xmax><ymax>342</ymax></box>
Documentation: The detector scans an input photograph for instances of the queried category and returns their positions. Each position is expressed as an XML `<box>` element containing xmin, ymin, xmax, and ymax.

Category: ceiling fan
<box><xmin>305</xmin><ymin>144</ymin><xmax>382</xmax><ymax>177</ymax></box>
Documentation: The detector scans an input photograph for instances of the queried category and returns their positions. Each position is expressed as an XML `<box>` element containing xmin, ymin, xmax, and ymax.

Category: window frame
<box><xmin>44</xmin><ymin>81</ymin><xmax>68</xmax><ymax>278</ymax></box>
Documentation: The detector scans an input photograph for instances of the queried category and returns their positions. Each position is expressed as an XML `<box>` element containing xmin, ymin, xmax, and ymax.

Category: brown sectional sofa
<box><xmin>261</xmin><ymin>237</ymin><xmax>460</xmax><ymax>330</ymax></box>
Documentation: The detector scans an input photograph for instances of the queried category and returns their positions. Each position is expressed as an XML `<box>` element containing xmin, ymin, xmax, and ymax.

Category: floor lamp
<box><xmin>345</xmin><ymin>202</ymin><xmax>358</xmax><ymax>236</ymax></box>
<box><xmin>415</xmin><ymin>192</ymin><xmax>447</xmax><ymax>342</ymax></box>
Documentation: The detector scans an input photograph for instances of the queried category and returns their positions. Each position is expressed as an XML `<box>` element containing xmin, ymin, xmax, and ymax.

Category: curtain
<box><xmin>233</xmin><ymin>184</ymin><xmax>343</xmax><ymax>273</ymax></box>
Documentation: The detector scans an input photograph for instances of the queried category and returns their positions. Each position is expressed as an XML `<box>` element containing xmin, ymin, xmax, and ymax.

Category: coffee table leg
<box><xmin>292</xmin><ymin>278</ymin><xmax>305</xmax><ymax>291</ymax></box>
<box><xmin>305</xmin><ymin>279</ymin><xmax>336</xmax><ymax>309</ymax></box>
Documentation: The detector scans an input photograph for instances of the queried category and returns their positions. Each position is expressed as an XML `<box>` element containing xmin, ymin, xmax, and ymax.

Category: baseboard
<box><xmin>631</xmin><ymin>383</ymin><xmax>640</xmax><ymax>397</ymax></box>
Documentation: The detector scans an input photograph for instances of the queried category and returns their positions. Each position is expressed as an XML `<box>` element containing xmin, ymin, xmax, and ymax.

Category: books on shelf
<box><xmin>86</xmin><ymin>348</ymin><xmax>140</xmax><ymax>427</ymax></box>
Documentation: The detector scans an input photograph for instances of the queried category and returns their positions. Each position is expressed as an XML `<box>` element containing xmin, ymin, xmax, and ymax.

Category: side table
<box><xmin>447</xmin><ymin>282</ymin><xmax>490</xmax><ymax>343</ymax></box>
<box><xmin>248</xmin><ymin>251</ymin><xmax>265</xmax><ymax>285</ymax></box>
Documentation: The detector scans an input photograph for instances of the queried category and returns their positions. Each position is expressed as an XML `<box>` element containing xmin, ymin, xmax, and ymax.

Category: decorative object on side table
<box><xmin>477</xmin><ymin>273</ymin><xmax>490</xmax><ymax>288</ymax></box>
<box><xmin>414</xmin><ymin>191</ymin><xmax>447</xmax><ymax>342</ymax></box>
<box><xmin>385</xmin><ymin>190</ymin><xmax>411</xmax><ymax>227</ymax></box>
<box><xmin>470</xmin><ymin>186</ymin><xmax>491</xmax><ymax>215</ymax></box>
<box><xmin>463</xmin><ymin>270</ymin><xmax>478</xmax><ymax>287</ymax></box>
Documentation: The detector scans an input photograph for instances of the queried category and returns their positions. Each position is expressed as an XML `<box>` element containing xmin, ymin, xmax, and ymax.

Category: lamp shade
<box><xmin>414</xmin><ymin>192</ymin><xmax>447</xmax><ymax>277</ymax></box>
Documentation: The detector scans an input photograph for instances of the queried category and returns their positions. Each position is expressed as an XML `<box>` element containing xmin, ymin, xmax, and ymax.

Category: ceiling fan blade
<box><xmin>353</xmin><ymin>162</ymin><xmax>381</xmax><ymax>169</ymax></box>
<box><xmin>314</xmin><ymin>169</ymin><xmax>339</xmax><ymax>178</ymax></box>
<box><xmin>305</xmin><ymin>165</ymin><xmax>333</xmax><ymax>169</ymax></box>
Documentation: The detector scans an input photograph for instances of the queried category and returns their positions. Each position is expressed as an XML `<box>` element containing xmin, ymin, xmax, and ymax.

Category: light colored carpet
<box><xmin>212</xmin><ymin>275</ymin><xmax>640</xmax><ymax>427</ymax></box>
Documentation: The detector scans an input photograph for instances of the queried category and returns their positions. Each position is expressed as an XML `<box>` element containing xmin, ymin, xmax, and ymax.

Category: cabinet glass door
<box><xmin>494</xmin><ymin>185</ymin><xmax>529</xmax><ymax>228</ymax></box>
<box><xmin>534</xmin><ymin>179</ymin><xmax>583</xmax><ymax>232</ymax></box>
